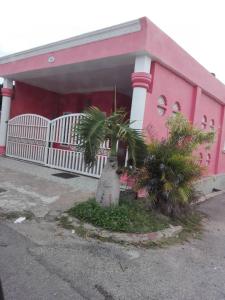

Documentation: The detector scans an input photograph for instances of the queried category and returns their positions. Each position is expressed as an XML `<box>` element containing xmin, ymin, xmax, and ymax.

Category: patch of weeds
<box><xmin>3</xmin><ymin>211</ymin><xmax>21</xmax><ymax>220</ymax></box>
<box><xmin>74</xmin><ymin>225</ymin><xmax>88</xmax><ymax>238</ymax></box>
<box><xmin>58</xmin><ymin>216</ymin><xmax>74</xmax><ymax>230</ymax></box>
<box><xmin>58</xmin><ymin>216</ymin><xmax>89</xmax><ymax>239</ymax></box>
<box><xmin>68</xmin><ymin>198</ymin><xmax>170</xmax><ymax>233</ymax></box>
<box><xmin>89</xmin><ymin>233</ymin><xmax>117</xmax><ymax>244</ymax></box>
<box><xmin>62</xmin><ymin>195</ymin><xmax>204</xmax><ymax>248</ymax></box>
<box><xmin>142</xmin><ymin>210</ymin><xmax>204</xmax><ymax>249</ymax></box>
<box><xmin>0</xmin><ymin>210</ymin><xmax>34</xmax><ymax>220</ymax></box>
<box><xmin>173</xmin><ymin>210</ymin><xmax>204</xmax><ymax>240</ymax></box>
<box><xmin>23</xmin><ymin>210</ymin><xmax>35</xmax><ymax>220</ymax></box>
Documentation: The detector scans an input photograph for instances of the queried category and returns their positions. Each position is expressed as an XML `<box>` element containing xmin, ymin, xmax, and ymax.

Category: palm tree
<box><xmin>75</xmin><ymin>107</ymin><xmax>146</xmax><ymax>207</ymax></box>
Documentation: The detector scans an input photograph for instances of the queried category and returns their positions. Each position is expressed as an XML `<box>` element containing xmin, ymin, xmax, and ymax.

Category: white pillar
<box><xmin>130</xmin><ymin>55</ymin><xmax>151</xmax><ymax>130</ymax></box>
<box><xmin>0</xmin><ymin>78</ymin><xmax>13</xmax><ymax>155</ymax></box>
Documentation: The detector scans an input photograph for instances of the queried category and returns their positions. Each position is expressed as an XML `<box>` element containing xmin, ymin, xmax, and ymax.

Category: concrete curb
<box><xmin>195</xmin><ymin>190</ymin><xmax>225</xmax><ymax>205</ymax></box>
<box><xmin>57</xmin><ymin>190</ymin><xmax>225</xmax><ymax>244</ymax></box>
<box><xmin>61</xmin><ymin>214</ymin><xmax>183</xmax><ymax>244</ymax></box>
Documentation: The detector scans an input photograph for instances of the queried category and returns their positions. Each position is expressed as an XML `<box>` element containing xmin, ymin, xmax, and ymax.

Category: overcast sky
<box><xmin>0</xmin><ymin>0</ymin><xmax>225</xmax><ymax>83</ymax></box>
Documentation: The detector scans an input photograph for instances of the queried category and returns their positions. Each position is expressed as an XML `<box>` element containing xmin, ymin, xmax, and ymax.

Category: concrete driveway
<box><xmin>0</xmin><ymin>184</ymin><xmax>225</xmax><ymax>299</ymax></box>
<box><xmin>0</xmin><ymin>157</ymin><xmax>98</xmax><ymax>218</ymax></box>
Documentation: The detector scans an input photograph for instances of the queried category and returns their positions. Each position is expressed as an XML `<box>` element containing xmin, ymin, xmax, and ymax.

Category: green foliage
<box><xmin>136</xmin><ymin>113</ymin><xmax>215</xmax><ymax>217</ymax></box>
<box><xmin>68</xmin><ymin>198</ymin><xmax>170</xmax><ymax>233</ymax></box>
<box><xmin>75</xmin><ymin>107</ymin><xmax>147</xmax><ymax>167</ymax></box>
<box><xmin>166</xmin><ymin>113</ymin><xmax>214</xmax><ymax>154</ymax></box>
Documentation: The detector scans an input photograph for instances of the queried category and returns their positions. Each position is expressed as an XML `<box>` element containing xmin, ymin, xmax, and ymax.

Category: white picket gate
<box><xmin>46</xmin><ymin>114</ymin><xmax>110</xmax><ymax>177</ymax></box>
<box><xmin>6</xmin><ymin>114</ymin><xmax>50</xmax><ymax>164</ymax></box>
<box><xmin>6</xmin><ymin>113</ymin><xmax>109</xmax><ymax>178</ymax></box>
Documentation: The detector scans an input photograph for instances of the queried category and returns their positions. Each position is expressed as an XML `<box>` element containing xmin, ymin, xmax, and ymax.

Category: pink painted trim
<box><xmin>0</xmin><ymin>146</ymin><xmax>6</xmax><ymax>155</ymax></box>
<box><xmin>1</xmin><ymin>88</ymin><xmax>13</xmax><ymax>97</ymax></box>
<box><xmin>131</xmin><ymin>72</ymin><xmax>152</xmax><ymax>92</ymax></box>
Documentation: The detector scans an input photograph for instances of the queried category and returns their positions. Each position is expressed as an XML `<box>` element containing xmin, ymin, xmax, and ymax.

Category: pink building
<box><xmin>0</xmin><ymin>17</ymin><xmax>225</xmax><ymax>179</ymax></box>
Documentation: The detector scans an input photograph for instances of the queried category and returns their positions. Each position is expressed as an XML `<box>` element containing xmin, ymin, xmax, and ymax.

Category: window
<box><xmin>157</xmin><ymin>96</ymin><xmax>167</xmax><ymax>116</ymax></box>
<box><xmin>206</xmin><ymin>153</ymin><xmax>211</xmax><ymax>166</ymax></box>
<box><xmin>209</xmin><ymin>119</ymin><xmax>215</xmax><ymax>130</ymax></box>
<box><xmin>201</xmin><ymin>115</ymin><xmax>207</xmax><ymax>129</ymax></box>
<box><xmin>172</xmin><ymin>102</ymin><xmax>181</xmax><ymax>115</ymax></box>
<box><xmin>199</xmin><ymin>152</ymin><xmax>203</xmax><ymax>165</ymax></box>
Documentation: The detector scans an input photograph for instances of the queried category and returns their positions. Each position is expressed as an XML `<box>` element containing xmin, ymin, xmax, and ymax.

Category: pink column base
<box><xmin>0</xmin><ymin>146</ymin><xmax>6</xmax><ymax>155</ymax></box>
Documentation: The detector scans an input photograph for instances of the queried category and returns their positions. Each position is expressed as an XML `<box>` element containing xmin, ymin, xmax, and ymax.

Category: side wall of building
<box><xmin>143</xmin><ymin>62</ymin><xmax>225</xmax><ymax>175</ymax></box>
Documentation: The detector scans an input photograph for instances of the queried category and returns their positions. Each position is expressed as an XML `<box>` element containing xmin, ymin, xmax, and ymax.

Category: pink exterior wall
<box><xmin>11</xmin><ymin>82</ymin><xmax>60</xmax><ymax>119</ymax></box>
<box><xmin>143</xmin><ymin>17</ymin><xmax>225</xmax><ymax>103</ymax></box>
<box><xmin>194</xmin><ymin>92</ymin><xmax>223</xmax><ymax>175</ymax></box>
<box><xmin>143</xmin><ymin>62</ymin><xmax>194</xmax><ymax>140</ymax></box>
<box><xmin>58</xmin><ymin>91</ymin><xmax>131</xmax><ymax>116</ymax></box>
<box><xmin>11</xmin><ymin>82</ymin><xmax>131</xmax><ymax>119</ymax></box>
<box><xmin>143</xmin><ymin>62</ymin><xmax>225</xmax><ymax>175</ymax></box>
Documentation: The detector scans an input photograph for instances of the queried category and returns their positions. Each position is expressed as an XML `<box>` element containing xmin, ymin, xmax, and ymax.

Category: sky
<box><xmin>0</xmin><ymin>0</ymin><xmax>225</xmax><ymax>83</ymax></box>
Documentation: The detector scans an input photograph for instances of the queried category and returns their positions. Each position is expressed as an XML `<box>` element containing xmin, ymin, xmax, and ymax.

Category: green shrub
<box><xmin>136</xmin><ymin>113</ymin><xmax>214</xmax><ymax>217</ymax></box>
<box><xmin>68</xmin><ymin>198</ymin><xmax>170</xmax><ymax>233</ymax></box>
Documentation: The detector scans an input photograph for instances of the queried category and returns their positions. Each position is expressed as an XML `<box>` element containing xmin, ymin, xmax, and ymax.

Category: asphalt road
<box><xmin>0</xmin><ymin>224</ymin><xmax>84</xmax><ymax>300</ymax></box>
<box><xmin>1</xmin><ymin>194</ymin><xmax>225</xmax><ymax>300</ymax></box>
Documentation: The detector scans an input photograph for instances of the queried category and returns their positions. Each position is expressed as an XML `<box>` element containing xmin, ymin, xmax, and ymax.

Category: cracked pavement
<box><xmin>0</xmin><ymin>157</ymin><xmax>225</xmax><ymax>299</ymax></box>
<box><xmin>0</xmin><ymin>193</ymin><xmax>225</xmax><ymax>299</ymax></box>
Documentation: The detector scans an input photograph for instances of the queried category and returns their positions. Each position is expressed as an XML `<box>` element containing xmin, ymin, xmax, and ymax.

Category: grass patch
<box><xmin>142</xmin><ymin>210</ymin><xmax>204</xmax><ymax>248</ymax></box>
<box><xmin>172</xmin><ymin>210</ymin><xmax>204</xmax><ymax>240</ymax></box>
<box><xmin>68</xmin><ymin>197</ymin><xmax>171</xmax><ymax>233</ymax></box>
<box><xmin>58</xmin><ymin>216</ymin><xmax>74</xmax><ymax>230</ymax></box>
<box><xmin>60</xmin><ymin>196</ymin><xmax>204</xmax><ymax>248</ymax></box>
<box><xmin>57</xmin><ymin>216</ymin><xmax>89</xmax><ymax>238</ymax></box>
<box><xmin>0</xmin><ymin>210</ymin><xmax>34</xmax><ymax>220</ymax></box>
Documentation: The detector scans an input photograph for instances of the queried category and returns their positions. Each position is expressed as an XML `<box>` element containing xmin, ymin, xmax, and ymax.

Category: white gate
<box><xmin>46</xmin><ymin>114</ymin><xmax>109</xmax><ymax>178</ymax></box>
<box><xmin>6</xmin><ymin>113</ymin><xmax>109</xmax><ymax>178</ymax></box>
<box><xmin>6</xmin><ymin>114</ymin><xmax>50</xmax><ymax>164</ymax></box>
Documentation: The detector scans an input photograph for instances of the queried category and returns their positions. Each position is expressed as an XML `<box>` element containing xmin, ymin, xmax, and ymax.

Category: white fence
<box><xmin>6</xmin><ymin>113</ymin><xmax>110</xmax><ymax>178</ymax></box>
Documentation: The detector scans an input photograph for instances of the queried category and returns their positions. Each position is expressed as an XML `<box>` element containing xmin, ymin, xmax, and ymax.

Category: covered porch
<box><xmin>9</xmin><ymin>54</ymin><xmax>136</xmax><ymax>120</ymax></box>
<box><xmin>0</xmin><ymin>53</ymin><xmax>152</xmax><ymax>177</ymax></box>
<box><xmin>0</xmin><ymin>18</ymin><xmax>152</xmax><ymax>177</ymax></box>
<box><xmin>0</xmin><ymin>27</ymin><xmax>152</xmax><ymax>177</ymax></box>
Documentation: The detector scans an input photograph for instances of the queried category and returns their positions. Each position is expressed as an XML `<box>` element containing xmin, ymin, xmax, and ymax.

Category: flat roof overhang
<box><xmin>8</xmin><ymin>54</ymin><xmax>140</xmax><ymax>95</ymax></box>
<box><xmin>0</xmin><ymin>18</ymin><xmax>146</xmax><ymax>78</ymax></box>
<box><xmin>0</xmin><ymin>18</ymin><xmax>148</xmax><ymax>95</ymax></box>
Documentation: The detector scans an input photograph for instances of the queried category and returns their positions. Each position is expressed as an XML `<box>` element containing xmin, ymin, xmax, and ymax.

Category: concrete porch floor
<box><xmin>0</xmin><ymin>157</ymin><xmax>98</xmax><ymax>218</ymax></box>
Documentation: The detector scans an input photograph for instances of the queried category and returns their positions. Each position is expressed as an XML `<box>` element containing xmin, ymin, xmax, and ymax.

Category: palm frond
<box><xmin>117</xmin><ymin>123</ymin><xmax>147</xmax><ymax>167</ymax></box>
<box><xmin>75</xmin><ymin>107</ymin><xmax>107</xmax><ymax>165</ymax></box>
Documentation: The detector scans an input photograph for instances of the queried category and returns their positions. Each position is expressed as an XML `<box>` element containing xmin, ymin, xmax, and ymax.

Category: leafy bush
<box><xmin>136</xmin><ymin>113</ymin><xmax>214</xmax><ymax>217</ymax></box>
<box><xmin>68</xmin><ymin>197</ymin><xmax>170</xmax><ymax>233</ymax></box>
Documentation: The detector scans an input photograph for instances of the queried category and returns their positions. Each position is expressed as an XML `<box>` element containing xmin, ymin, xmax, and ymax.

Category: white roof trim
<box><xmin>0</xmin><ymin>19</ymin><xmax>141</xmax><ymax>64</ymax></box>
